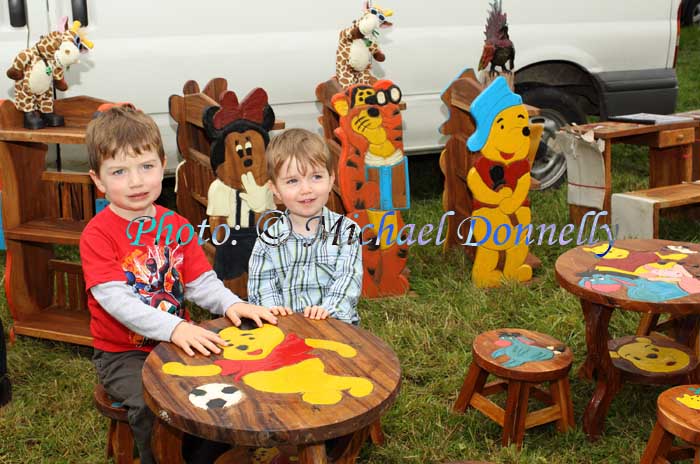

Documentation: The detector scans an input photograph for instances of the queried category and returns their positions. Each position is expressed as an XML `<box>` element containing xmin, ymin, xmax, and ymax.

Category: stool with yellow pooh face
<box><xmin>466</xmin><ymin>76</ymin><xmax>539</xmax><ymax>288</ymax></box>
<box><xmin>162</xmin><ymin>322</ymin><xmax>374</xmax><ymax>406</ymax></box>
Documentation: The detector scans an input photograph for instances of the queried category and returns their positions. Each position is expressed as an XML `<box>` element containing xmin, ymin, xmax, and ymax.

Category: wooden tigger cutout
<box><xmin>331</xmin><ymin>79</ymin><xmax>409</xmax><ymax>297</ymax></box>
<box><xmin>202</xmin><ymin>89</ymin><xmax>277</xmax><ymax>296</ymax></box>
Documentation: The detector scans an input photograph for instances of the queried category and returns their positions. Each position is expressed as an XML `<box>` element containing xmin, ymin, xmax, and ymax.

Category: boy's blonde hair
<box><xmin>266</xmin><ymin>128</ymin><xmax>335</xmax><ymax>181</ymax></box>
<box><xmin>86</xmin><ymin>106</ymin><xmax>165</xmax><ymax>174</ymax></box>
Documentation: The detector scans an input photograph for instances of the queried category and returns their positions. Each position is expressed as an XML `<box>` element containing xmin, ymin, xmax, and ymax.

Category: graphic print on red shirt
<box><xmin>80</xmin><ymin>205</ymin><xmax>211</xmax><ymax>352</ymax></box>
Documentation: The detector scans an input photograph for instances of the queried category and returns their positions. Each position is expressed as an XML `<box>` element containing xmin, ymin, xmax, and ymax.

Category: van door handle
<box><xmin>8</xmin><ymin>0</ymin><xmax>27</xmax><ymax>27</ymax></box>
<box><xmin>71</xmin><ymin>0</ymin><xmax>88</xmax><ymax>26</ymax></box>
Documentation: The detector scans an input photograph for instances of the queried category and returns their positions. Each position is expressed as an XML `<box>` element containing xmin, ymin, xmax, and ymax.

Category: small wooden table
<box><xmin>567</xmin><ymin>120</ymin><xmax>699</xmax><ymax>225</ymax></box>
<box><xmin>555</xmin><ymin>239</ymin><xmax>700</xmax><ymax>440</ymax></box>
<box><xmin>143</xmin><ymin>314</ymin><xmax>401</xmax><ymax>463</ymax></box>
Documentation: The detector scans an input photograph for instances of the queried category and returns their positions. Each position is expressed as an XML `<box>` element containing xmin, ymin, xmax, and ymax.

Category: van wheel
<box><xmin>521</xmin><ymin>87</ymin><xmax>587</xmax><ymax>190</ymax></box>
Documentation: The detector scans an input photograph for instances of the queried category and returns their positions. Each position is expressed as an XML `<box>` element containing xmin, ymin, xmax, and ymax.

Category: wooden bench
<box><xmin>612</xmin><ymin>182</ymin><xmax>700</xmax><ymax>239</ymax></box>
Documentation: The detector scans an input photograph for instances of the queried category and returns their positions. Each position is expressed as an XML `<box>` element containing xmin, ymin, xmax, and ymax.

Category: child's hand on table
<box><xmin>303</xmin><ymin>305</ymin><xmax>329</xmax><ymax>320</ymax></box>
<box><xmin>171</xmin><ymin>321</ymin><xmax>227</xmax><ymax>357</ymax></box>
<box><xmin>270</xmin><ymin>306</ymin><xmax>293</xmax><ymax>316</ymax></box>
<box><xmin>225</xmin><ymin>302</ymin><xmax>278</xmax><ymax>327</ymax></box>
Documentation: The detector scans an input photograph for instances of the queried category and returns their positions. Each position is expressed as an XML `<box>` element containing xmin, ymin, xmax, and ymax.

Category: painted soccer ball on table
<box><xmin>188</xmin><ymin>383</ymin><xmax>244</xmax><ymax>410</ymax></box>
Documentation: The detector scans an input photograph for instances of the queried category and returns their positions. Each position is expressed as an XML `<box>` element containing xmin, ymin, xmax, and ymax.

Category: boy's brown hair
<box><xmin>266</xmin><ymin>128</ymin><xmax>336</xmax><ymax>181</ymax></box>
<box><xmin>86</xmin><ymin>106</ymin><xmax>165</xmax><ymax>173</ymax></box>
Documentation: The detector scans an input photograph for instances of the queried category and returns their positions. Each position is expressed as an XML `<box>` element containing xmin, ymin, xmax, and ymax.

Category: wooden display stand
<box><xmin>439</xmin><ymin>69</ymin><xmax>541</xmax><ymax>269</ymax></box>
<box><xmin>169</xmin><ymin>78</ymin><xmax>284</xmax><ymax>297</ymax></box>
<box><xmin>0</xmin><ymin>96</ymin><xmax>109</xmax><ymax>346</ymax></box>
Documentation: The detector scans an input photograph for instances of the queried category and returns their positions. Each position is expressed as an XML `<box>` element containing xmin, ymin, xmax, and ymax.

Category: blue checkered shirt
<box><xmin>247</xmin><ymin>207</ymin><xmax>362</xmax><ymax>325</ymax></box>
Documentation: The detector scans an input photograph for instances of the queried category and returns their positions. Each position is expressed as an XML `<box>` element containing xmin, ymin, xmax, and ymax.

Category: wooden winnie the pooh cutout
<box><xmin>467</xmin><ymin>76</ymin><xmax>533</xmax><ymax>288</ymax></box>
<box><xmin>163</xmin><ymin>323</ymin><xmax>373</xmax><ymax>406</ymax></box>
<box><xmin>5</xmin><ymin>17</ymin><xmax>93</xmax><ymax>129</ymax></box>
<box><xmin>335</xmin><ymin>2</ymin><xmax>393</xmax><ymax>88</ymax></box>
<box><xmin>331</xmin><ymin>80</ymin><xmax>410</xmax><ymax>297</ymax></box>
<box><xmin>202</xmin><ymin>89</ymin><xmax>276</xmax><ymax>295</ymax></box>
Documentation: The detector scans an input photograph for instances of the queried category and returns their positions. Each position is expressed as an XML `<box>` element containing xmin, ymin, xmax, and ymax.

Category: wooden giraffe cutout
<box><xmin>335</xmin><ymin>2</ymin><xmax>393</xmax><ymax>89</ymax></box>
<box><xmin>5</xmin><ymin>17</ymin><xmax>93</xmax><ymax>129</ymax></box>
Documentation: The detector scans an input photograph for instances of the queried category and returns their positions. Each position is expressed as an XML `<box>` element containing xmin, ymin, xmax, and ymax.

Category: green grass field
<box><xmin>1</xmin><ymin>27</ymin><xmax>699</xmax><ymax>464</ymax></box>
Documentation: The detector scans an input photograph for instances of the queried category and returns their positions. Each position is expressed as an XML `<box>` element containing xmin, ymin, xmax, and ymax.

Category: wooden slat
<box><xmin>623</xmin><ymin>183</ymin><xmax>700</xmax><ymax>209</ymax></box>
<box><xmin>48</xmin><ymin>259</ymin><xmax>83</xmax><ymax>274</ymax></box>
<box><xmin>81</xmin><ymin>184</ymin><xmax>93</xmax><ymax>219</ymax></box>
<box><xmin>481</xmin><ymin>380</ymin><xmax>508</xmax><ymax>396</ymax></box>
<box><xmin>67</xmin><ymin>273</ymin><xmax>78</xmax><ymax>311</ymax></box>
<box><xmin>469</xmin><ymin>392</ymin><xmax>505</xmax><ymax>426</ymax></box>
<box><xmin>192</xmin><ymin>192</ymin><xmax>208</xmax><ymax>207</ymax></box>
<box><xmin>41</xmin><ymin>171</ymin><xmax>93</xmax><ymax>184</ymax></box>
<box><xmin>524</xmin><ymin>405</ymin><xmax>561</xmax><ymax>429</ymax></box>
<box><xmin>189</xmin><ymin>147</ymin><xmax>211</xmax><ymax>167</ymax></box>
<box><xmin>61</xmin><ymin>183</ymin><xmax>72</xmax><ymax>219</ymax></box>
<box><xmin>184</xmin><ymin>93</ymin><xmax>219</xmax><ymax>128</ymax></box>
<box><xmin>5</xmin><ymin>219</ymin><xmax>87</xmax><ymax>245</ymax></box>
<box><xmin>13</xmin><ymin>306</ymin><xmax>92</xmax><ymax>346</ymax></box>
<box><xmin>55</xmin><ymin>268</ymin><xmax>66</xmax><ymax>308</ymax></box>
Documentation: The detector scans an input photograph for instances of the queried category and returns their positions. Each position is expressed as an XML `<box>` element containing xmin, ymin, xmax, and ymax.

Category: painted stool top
<box><xmin>142</xmin><ymin>313</ymin><xmax>401</xmax><ymax>447</ymax></box>
<box><xmin>555</xmin><ymin>239</ymin><xmax>700</xmax><ymax>314</ymax></box>
<box><xmin>473</xmin><ymin>329</ymin><xmax>573</xmax><ymax>382</ymax></box>
<box><xmin>657</xmin><ymin>384</ymin><xmax>700</xmax><ymax>444</ymax></box>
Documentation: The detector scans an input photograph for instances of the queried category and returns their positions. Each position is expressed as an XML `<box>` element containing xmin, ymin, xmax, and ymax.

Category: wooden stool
<box><xmin>453</xmin><ymin>329</ymin><xmax>574</xmax><ymax>448</ymax></box>
<box><xmin>93</xmin><ymin>384</ymin><xmax>135</xmax><ymax>464</ymax></box>
<box><xmin>641</xmin><ymin>385</ymin><xmax>700</xmax><ymax>463</ymax></box>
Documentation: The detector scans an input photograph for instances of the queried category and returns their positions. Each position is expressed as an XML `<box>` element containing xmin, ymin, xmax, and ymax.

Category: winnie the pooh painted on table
<box><xmin>466</xmin><ymin>76</ymin><xmax>535</xmax><ymax>288</ymax></box>
<box><xmin>162</xmin><ymin>323</ymin><xmax>373</xmax><ymax>406</ymax></box>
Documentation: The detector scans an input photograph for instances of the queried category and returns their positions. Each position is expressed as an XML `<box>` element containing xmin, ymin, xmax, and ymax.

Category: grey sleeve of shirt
<box><xmin>184</xmin><ymin>270</ymin><xmax>242</xmax><ymax>316</ymax></box>
<box><xmin>91</xmin><ymin>282</ymin><xmax>184</xmax><ymax>342</ymax></box>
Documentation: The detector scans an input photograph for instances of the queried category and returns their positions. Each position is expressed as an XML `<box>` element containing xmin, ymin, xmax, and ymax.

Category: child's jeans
<box><xmin>93</xmin><ymin>349</ymin><xmax>155</xmax><ymax>464</ymax></box>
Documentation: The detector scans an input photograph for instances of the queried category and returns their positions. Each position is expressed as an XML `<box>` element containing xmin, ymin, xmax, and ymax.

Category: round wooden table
<box><xmin>143</xmin><ymin>313</ymin><xmax>401</xmax><ymax>463</ymax></box>
<box><xmin>555</xmin><ymin>239</ymin><xmax>700</xmax><ymax>441</ymax></box>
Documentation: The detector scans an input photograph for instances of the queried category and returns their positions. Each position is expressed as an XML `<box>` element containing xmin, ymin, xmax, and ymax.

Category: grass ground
<box><xmin>1</xmin><ymin>27</ymin><xmax>699</xmax><ymax>464</ymax></box>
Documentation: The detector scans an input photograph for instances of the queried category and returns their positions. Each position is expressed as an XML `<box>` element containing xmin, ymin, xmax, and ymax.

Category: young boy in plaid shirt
<box><xmin>248</xmin><ymin>128</ymin><xmax>362</xmax><ymax>325</ymax></box>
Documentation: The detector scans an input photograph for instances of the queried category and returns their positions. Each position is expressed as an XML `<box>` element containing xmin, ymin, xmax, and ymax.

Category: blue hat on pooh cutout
<box><xmin>467</xmin><ymin>76</ymin><xmax>523</xmax><ymax>152</ymax></box>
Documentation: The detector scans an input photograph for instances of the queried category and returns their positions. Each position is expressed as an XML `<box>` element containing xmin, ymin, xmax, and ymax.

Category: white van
<box><xmin>1</xmin><ymin>0</ymin><xmax>683</xmax><ymax>188</ymax></box>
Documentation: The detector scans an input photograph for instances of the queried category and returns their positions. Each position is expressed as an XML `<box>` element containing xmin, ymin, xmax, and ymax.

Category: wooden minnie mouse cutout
<box><xmin>202</xmin><ymin>89</ymin><xmax>276</xmax><ymax>295</ymax></box>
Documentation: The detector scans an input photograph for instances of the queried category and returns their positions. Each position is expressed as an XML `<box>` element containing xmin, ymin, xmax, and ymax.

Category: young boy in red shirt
<box><xmin>80</xmin><ymin>107</ymin><xmax>277</xmax><ymax>463</ymax></box>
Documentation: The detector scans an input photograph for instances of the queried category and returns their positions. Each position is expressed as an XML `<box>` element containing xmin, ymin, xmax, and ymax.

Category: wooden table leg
<box><xmin>581</xmin><ymin>300</ymin><xmax>621</xmax><ymax>441</ymax></box>
<box><xmin>326</xmin><ymin>427</ymin><xmax>371</xmax><ymax>464</ymax></box>
<box><xmin>369</xmin><ymin>419</ymin><xmax>385</xmax><ymax>446</ymax></box>
<box><xmin>298</xmin><ymin>443</ymin><xmax>328</xmax><ymax>464</ymax></box>
<box><xmin>151</xmin><ymin>417</ymin><xmax>185</xmax><ymax>464</ymax></box>
<box><xmin>649</xmin><ymin>144</ymin><xmax>693</xmax><ymax>188</ymax></box>
<box><xmin>577</xmin><ymin>299</ymin><xmax>597</xmax><ymax>381</ymax></box>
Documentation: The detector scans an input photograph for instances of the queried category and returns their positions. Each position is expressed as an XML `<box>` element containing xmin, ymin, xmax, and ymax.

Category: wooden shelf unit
<box><xmin>0</xmin><ymin>96</ymin><xmax>108</xmax><ymax>346</ymax></box>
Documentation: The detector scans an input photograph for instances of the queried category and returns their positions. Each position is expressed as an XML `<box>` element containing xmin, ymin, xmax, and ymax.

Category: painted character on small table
<box><xmin>676</xmin><ymin>387</ymin><xmax>700</xmax><ymax>410</ymax></box>
<box><xmin>466</xmin><ymin>76</ymin><xmax>538</xmax><ymax>287</ymax></box>
<box><xmin>609</xmin><ymin>337</ymin><xmax>690</xmax><ymax>373</ymax></box>
<box><xmin>163</xmin><ymin>322</ymin><xmax>373</xmax><ymax>406</ymax></box>
<box><xmin>491</xmin><ymin>331</ymin><xmax>564</xmax><ymax>368</ymax></box>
